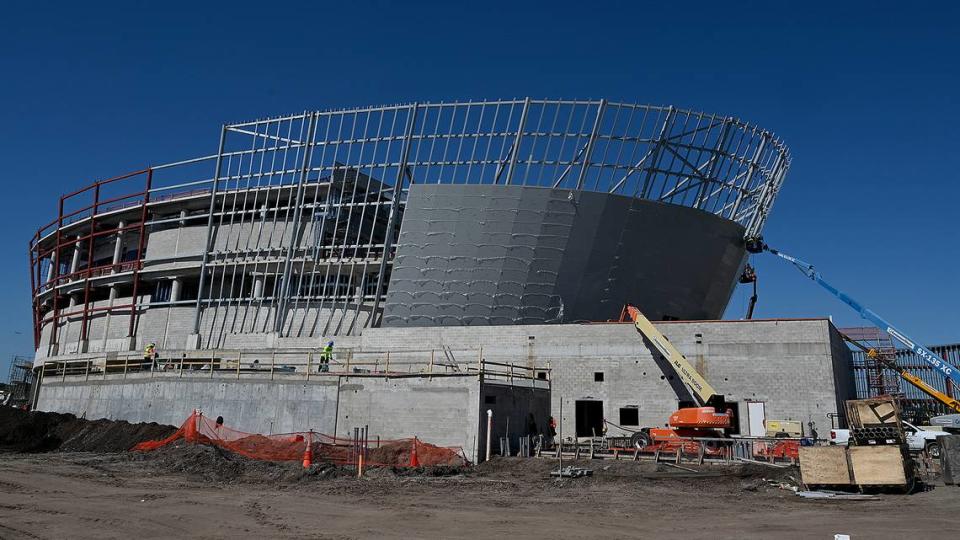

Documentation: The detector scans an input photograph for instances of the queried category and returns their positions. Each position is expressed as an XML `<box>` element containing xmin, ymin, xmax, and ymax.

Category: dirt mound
<box><xmin>0</xmin><ymin>407</ymin><xmax>176</xmax><ymax>453</ymax></box>
<box><xmin>128</xmin><ymin>440</ymin><xmax>464</xmax><ymax>484</ymax></box>
<box><xmin>365</xmin><ymin>439</ymin><xmax>466</xmax><ymax>467</ymax></box>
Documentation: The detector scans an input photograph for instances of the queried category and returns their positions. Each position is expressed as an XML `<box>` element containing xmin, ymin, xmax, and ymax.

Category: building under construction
<box><xmin>29</xmin><ymin>99</ymin><xmax>789</xmax><ymax>357</ymax></box>
<box><xmin>26</xmin><ymin>100</ymin><xmax>873</xmax><ymax>460</ymax></box>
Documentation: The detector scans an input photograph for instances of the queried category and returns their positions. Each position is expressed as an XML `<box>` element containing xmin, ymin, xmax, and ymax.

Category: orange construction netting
<box><xmin>133</xmin><ymin>411</ymin><xmax>468</xmax><ymax>468</ymax></box>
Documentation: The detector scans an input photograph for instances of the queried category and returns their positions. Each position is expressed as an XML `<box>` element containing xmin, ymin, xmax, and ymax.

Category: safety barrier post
<box><xmin>306</xmin><ymin>352</ymin><xmax>312</xmax><ymax>381</ymax></box>
<box><xmin>209</xmin><ymin>354</ymin><xmax>214</xmax><ymax>379</ymax></box>
<box><xmin>236</xmin><ymin>351</ymin><xmax>242</xmax><ymax>380</ymax></box>
<box><xmin>270</xmin><ymin>350</ymin><xmax>276</xmax><ymax>380</ymax></box>
<box><xmin>345</xmin><ymin>350</ymin><xmax>351</xmax><ymax>373</ymax></box>
<box><xmin>62</xmin><ymin>361</ymin><xmax>67</xmax><ymax>382</ymax></box>
<box><xmin>85</xmin><ymin>359</ymin><xmax>90</xmax><ymax>381</ymax></box>
<box><xmin>485</xmin><ymin>409</ymin><xmax>493</xmax><ymax>462</ymax></box>
<box><xmin>477</xmin><ymin>347</ymin><xmax>483</xmax><ymax>374</ymax></box>
<box><xmin>178</xmin><ymin>355</ymin><xmax>184</xmax><ymax>378</ymax></box>
<box><xmin>385</xmin><ymin>351</ymin><xmax>390</xmax><ymax>374</ymax></box>
<box><xmin>185</xmin><ymin>410</ymin><xmax>199</xmax><ymax>442</ymax></box>
<box><xmin>123</xmin><ymin>357</ymin><xmax>128</xmax><ymax>379</ymax></box>
<box><xmin>429</xmin><ymin>350</ymin><xmax>434</xmax><ymax>380</ymax></box>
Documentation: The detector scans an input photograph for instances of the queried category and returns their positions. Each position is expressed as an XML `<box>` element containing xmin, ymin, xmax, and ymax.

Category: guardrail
<box><xmin>37</xmin><ymin>347</ymin><xmax>551</xmax><ymax>388</ymax></box>
<box><xmin>544</xmin><ymin>435</ymin><xmax>812</xmax><ymax>466</ymax></box>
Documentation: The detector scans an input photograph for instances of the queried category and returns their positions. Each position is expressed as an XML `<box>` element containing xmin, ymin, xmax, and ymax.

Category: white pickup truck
<box><xmin>829</xmin><ymin>420</ymin><xmax>947</xmax><ymax>458</ymax></box>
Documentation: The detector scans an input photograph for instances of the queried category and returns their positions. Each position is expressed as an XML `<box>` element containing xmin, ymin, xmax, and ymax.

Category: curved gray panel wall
<box><xmin>382</xmin><ymin>184</ymin><xmax>748</xmax><ymax>326</ymax></box>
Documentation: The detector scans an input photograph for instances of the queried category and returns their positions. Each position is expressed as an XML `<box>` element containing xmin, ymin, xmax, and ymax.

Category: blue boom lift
<box><xmin>745</xmin><ymin>237</ymin><xmax>960</xmax><ymax>393</ymax></box>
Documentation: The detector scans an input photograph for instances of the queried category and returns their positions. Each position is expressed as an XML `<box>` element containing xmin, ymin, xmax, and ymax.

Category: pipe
<box><xmin>486</xmin><ymin>409</ymin><xmax>493</xmax><ymax>462</ymax></box>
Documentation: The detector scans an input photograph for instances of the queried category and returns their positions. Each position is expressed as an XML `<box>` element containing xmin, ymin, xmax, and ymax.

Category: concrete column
<box><xmin>112</xmin><ymin>221</ymin><xmax>125</xmax><ymax>272</ymax></box>
<box><xmin>69</xmin><ymin>235</ymin><xmax>82</xmax><ymax>277</ymax></box>
<box><xmin>253</xmin><ymin>276</ymin><xmax>264</xmax><ymax>299</ymax></box>
<box><xmin>46</xmin><ymin>252</ymin><xmax>57</xmax><ymax>284</ymax></box>
<box><xmin>170</xmin><ymin>278</ymin><xmax>182</xmax><ymax>303</ymax></box>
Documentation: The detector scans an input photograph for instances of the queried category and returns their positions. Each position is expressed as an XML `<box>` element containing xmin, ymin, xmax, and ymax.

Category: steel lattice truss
<box><xmin>30</xmin><ymin>99</ymin><xmax>790</xmax><ymax>346</ymax></box>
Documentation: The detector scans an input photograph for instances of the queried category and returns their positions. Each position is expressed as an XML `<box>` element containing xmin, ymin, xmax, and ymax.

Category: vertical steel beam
<box><xmin>275</xmin><ymin>112</ymin><xmax>318</xmax><ymax>333</ymax></box>
<box><xmin>368</xmin><ymin>103</ymin><xmax>419</xmax><ymax>328</ymax></box>
<box><xmin>192</xmin><ymin>126</ymin><xmax>229</xmax><ymax>339</ymax></box>
<box><xmin>575</xmin><ymin>99</ymin><xmax>606</xmax><ymax>191</ymax></box>
<box><xmin>79</xmin><ymin>183</ymin><xmax>100</xmax><ymax>342</ymax></box>
<box><xmin>694</xmin><ymin>119</ymin><xmax>731</xmax><ymax>210</ymax></box>
<box><xmin>48</xmin><ymin>197</ymin><xmax>65</xmax><ymax>354</ymax></box>
<box><xmin>732</xmin><ymin>135</ymin><xmax>769</xmax><ymax>233</ymax></box>
<box><xmin>504</xmin><ymin>97</ymin><xmax>531</xmax><ymax>185</ymax></box>
<box><xmin>127</xmin><ymin>169</ymin><xmax>152</xmax><ymax>338</ymax></box>
<box><xmin>638</xmin><ymin>107</ymin><xmax>675</xmax><ymax>199</ymax></box>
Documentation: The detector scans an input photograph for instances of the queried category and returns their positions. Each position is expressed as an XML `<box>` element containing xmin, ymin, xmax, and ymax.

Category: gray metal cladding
<box><xmin>382</xmin><ymin>184</ymin><xmax>747</xmax><ymax>326</ymax></box>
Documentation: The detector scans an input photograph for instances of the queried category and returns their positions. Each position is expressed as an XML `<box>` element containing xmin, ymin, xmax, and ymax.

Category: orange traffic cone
<box><xmin>302</xmin><ymin>430</ymin><xmax>313</xmax><ymax>469</ymax></box>
<box><xmin>409</xmin><ymin>437</ymin><xmax>420</xmax><ymax>467</ymax></box>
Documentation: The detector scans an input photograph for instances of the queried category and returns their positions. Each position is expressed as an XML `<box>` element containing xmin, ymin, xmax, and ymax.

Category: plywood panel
<box><xmin>799</xmin><ymin>446</ymin><xmax>851</xmax><ymax>485</ymax></box>
<box><xmin>849</xmin><ymin>445</ymin><xmax>908</xmax><ymax>486</ymax></box>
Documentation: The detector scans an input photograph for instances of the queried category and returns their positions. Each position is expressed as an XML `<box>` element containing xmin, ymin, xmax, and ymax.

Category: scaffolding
<box><xmin>5</xmin><ymin>356</ymin><xmax>35</xmax><ymax>407</ymax></box>
<box><xmin>845</xmin><ymin>327</ymin><xmax>960</xmax><ymax>418</ymax></box>
<box><xmin>843</xmin><ymin>326</ymin><xmax>902</xmax><ymax>398</ymax></box>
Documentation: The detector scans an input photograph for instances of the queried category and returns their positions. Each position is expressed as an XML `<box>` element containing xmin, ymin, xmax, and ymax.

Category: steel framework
<box><xmin>30</xmin><ymin>99</ymin><xmax>791</xmax><ymax>350</ymax></box>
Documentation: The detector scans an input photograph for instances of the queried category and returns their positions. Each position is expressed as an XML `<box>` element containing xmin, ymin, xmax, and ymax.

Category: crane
<box><xmin>841</xmin><ymin>333</ymin><xmax>960</xmax><ymax>415</ymax></box>
<box><xmin>745</xmin><ymin>236</ymin><xmax>960</xmax><ymax>394</ymax></box>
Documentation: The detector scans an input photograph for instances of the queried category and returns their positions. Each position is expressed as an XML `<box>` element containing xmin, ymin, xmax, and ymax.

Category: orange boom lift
<box><xmin>624</xmin><ymin>305</ymin><xmax>733</xmax><ymax>451</ymax></box>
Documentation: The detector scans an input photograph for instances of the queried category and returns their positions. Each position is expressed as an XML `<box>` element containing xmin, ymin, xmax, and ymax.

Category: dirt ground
<box><xmin>0</xmin><ymin>449</ymin><xmax>957</xmax><ymax>540</ymax></box>
<box><xmin>1</xmin><ymin>409</ymin><xmax>958</xmax><ymax>539</ymax></box>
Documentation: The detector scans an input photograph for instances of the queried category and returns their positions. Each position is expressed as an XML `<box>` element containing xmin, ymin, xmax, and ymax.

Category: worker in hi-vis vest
<box><xmin>144</xmin><ymin>343</ymin><xmax>157</xmax><ymax>370</ymax></box>
<box><xmin>319</xmin><ymin>341</ymin><xmax>333</xmax><ymax>373</ymax></box>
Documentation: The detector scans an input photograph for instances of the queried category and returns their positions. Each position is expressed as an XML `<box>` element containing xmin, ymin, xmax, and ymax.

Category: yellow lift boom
<box><xmin>843</xmin><ymin>334</ymin><xmax>960</xmax><ymax>414</ymax></box>
<box><xmin>626</xmin><ymin>305</ymin><xmax>722</xmax><ymax>408</ymax></box>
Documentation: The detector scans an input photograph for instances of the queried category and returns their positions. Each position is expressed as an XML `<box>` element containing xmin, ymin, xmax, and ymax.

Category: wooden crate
<box><xmin>845</xmin><ymin>398</ymin><xmax>901</xmax><ymax>428</ymax></box>
<box><xmin>799</xmin><ymin>446</ymin><xmax>852</xmax><ymax>486</ymax></box>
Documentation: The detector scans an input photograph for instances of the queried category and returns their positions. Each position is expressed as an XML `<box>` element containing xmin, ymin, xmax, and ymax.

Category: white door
<box><xmin>746</xmin><ymin>401</ymin><xmax>766</xmax><ymax>437</ymax></box>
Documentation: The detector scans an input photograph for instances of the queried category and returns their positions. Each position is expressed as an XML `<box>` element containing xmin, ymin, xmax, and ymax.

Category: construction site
<box><xmin>4</xmin><ymin>98</ymin><xmax>959</xmax><ymax>539</ymax></box>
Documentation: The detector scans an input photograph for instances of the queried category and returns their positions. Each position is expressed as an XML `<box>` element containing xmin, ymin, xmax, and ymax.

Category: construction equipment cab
<box><xmin>625</xmin><ymin>305</ymin><xmax>733</xmax><ymax>451</ymax></box>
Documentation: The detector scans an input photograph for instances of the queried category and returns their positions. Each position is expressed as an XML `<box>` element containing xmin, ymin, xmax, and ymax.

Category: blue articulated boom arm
<box><xmin>748</xmin><ymin>239</ymin><xmax>960</xmax><ymax>388</ymax></box>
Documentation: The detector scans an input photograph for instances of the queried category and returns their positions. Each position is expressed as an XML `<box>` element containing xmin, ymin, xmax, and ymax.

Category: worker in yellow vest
<box><xmin>319</xmin><ymin>341</ymin><xmax>333</xmax><ymax>373</ymax></box>
<box><xmin>144</xmin><ymin>343</ymin><xmax>157</xmax><ymax>370</ymax></box>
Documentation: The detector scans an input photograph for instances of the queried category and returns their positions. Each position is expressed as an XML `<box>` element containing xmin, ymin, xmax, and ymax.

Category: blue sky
<box><xmin>1</xmin><ymin>1</ymin><xmax>957</xmax><ymax>374</ymax></box>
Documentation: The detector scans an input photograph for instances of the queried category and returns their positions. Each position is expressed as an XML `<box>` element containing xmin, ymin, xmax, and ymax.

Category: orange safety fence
<box><xmin>133</xmin><ymin>410</ymin><xmax>469</xmax><ymax>468</ymax></box>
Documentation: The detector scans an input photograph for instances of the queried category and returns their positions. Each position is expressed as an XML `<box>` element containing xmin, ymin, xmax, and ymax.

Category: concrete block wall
<box><xmin>35</xmin><ymin>318</ymin><xmax>854</xmax><ymax>462</ymax></box>
<box><xmin>363</xmin><ymin>318</ymin><xmax>854</xmax><ymax>438</ymax></box>
<box><xmin>336</xmin><ymin>375</ymin><xmax>480</xmax><ymax>456</ymax></box>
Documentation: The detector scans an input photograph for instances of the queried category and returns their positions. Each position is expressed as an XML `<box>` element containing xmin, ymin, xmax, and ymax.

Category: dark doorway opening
<box><xmin>725</xmin><ymin>401</ymin><xmax>740</xmax><ymax>435</ymax></box>
<box><xmin>575</xmin><ymin>400</ymin><xmax>604</xmax><ymax>437</ymax></box>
